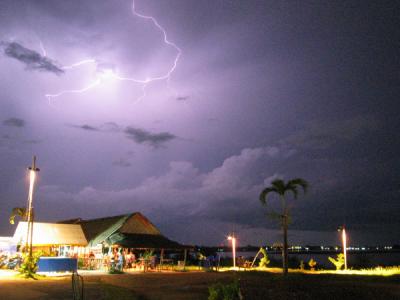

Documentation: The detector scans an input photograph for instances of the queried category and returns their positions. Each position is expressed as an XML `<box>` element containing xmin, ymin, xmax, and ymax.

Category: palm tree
<box><xmin>9</xmin><ymin>207</ymin><xmax>27</xmax><ymax>225</ymax></box>
<box><xmin>259</xmin><ymin>178</ymin><xmax>308</xmax><ymax>275</ymax></box>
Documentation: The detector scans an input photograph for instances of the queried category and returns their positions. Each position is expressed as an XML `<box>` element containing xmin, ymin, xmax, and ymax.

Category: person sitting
<box><xmin>116</xmin><ymin>250</ymin><xmax>124</xmax><ymax>271</ymax></box>
<box><xmin>89</xmin><ymin>251</ymin><xmax>95</xmax><ymax>270</ymax></box>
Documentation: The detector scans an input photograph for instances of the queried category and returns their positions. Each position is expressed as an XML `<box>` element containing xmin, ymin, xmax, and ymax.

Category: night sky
<box><xmin>0</xmin><ymin>0</ymin><xmax>399</xmax><ymax>246</ymax></box>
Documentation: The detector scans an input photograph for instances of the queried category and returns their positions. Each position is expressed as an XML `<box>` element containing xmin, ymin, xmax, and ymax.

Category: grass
<box><xmin>101</xmin><ymin>283</ymin><xmax>143</xmax><ymax>300</ymax></box>
<box><xmin>235</xmin><ymin>271</ymin><xmax>400</xmax><ymax>299</ymax></box>
<box><xmin>14</xmin><ymin>273</ymin><xmax>47</xmax><ymax>280</ymax></box>
<box><xmin>246</xmin><ymin>265</ymin><xmax>400</xmax><ymax>276</ymax></box>
<box><xmin>1</xmin><ymin>266</ymin><xmax>400</xmax><ymax>299</ymax></box>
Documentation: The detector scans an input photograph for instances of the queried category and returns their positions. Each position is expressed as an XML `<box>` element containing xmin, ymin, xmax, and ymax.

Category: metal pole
<box><xmin>25</xmin><ymin>156</ymin><xmax>39</xmax><ymax>260</ymax></box>
<box><xmin>342</xmin><ymin>227</ymin><xmax>347</xmax><ymax>270</ymax></box>
<box><xmin>232</xmin><ymin>237</ymin><xmax>236</xmax><ymax>268</ymax></box>
<box><xmin>228</xmin><ymin>234</ymin><xmax>236</xmax><ymax>269</ymax></box>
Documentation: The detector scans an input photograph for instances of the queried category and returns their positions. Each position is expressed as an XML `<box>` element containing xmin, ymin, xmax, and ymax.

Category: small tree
<box><xmin>258</xmin><ymin>248</ymin><xmax>270</xmax><ymax>268</ymax></box>
<box><xmin>19</xmin><ymin>251</ymin><xmax>43</xmax><ymax>279</ymax></box>
<box><xmin>308</xmin><ymin>258</ymin><xmax>317</xmax><ymax>271</ymax></box>
<box><xmin>299</xmin><ymin>260</ymin><xmax>305</xmax><ymax>270</ymax></box>
<box><xmin>259</xmin><ymin>178</ymin><xmax>308</xmax><ymax>275</ymax></box>
<box><xmin>328</xmin><ymin>253</ymin><xmax>345</xmax><ymax>270</ymax></box>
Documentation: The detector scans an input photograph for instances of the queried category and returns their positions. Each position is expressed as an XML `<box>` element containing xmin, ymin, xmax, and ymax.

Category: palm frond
<box><xmin>288</xmin><ymin>178</ymin><xmax>309</xmax><ymax>195</ymax></box>
<box><xmin>287</xmin><ymin>184</ymin><xmax>299</xmax><ymax>198</ymax></box>
<box><xmin>259</xmin><ymin>187</ymin><xmax>277</xmax><ymax>205</ymax></box>
<box><xmin>9</xmin><ymin>207</ymin><xmax>27</xmax><ymax>225</ymax></box>
<box><xmin>271</xmin><ymin>179</ymin><xmax>286</xmax><ymax>195</ymax></box>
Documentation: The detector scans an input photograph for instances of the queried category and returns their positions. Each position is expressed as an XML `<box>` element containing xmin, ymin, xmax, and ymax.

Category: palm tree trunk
<box><xmin>280</xmin><ymin>195</ymin><xmax>289</xmax><ymax>276</ymax></box>
<box><xmin>283</xmin><ymin>215</ymin><xmax>288</xmax><ymax>276</ymax></box>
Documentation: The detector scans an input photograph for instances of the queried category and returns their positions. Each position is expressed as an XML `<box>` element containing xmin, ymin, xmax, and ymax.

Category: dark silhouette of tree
<box><xmin>259</xmin><ymin>178</ymin><xmax>308</xmax><ymax>275</ymax></box>
<box><xmin>9</xmin><ymin>207</ymin><xmax>27</xmax><ymax>225</ymax></box>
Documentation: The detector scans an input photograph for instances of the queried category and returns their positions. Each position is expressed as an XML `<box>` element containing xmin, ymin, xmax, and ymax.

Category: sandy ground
<box><xmin>0</xmin><ymin>270</ymin><xmax>399</xmax><ymax>300</ymax></box>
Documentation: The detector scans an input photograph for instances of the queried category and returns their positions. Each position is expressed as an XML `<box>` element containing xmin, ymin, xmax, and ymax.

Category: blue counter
<box><xmin>38</xmin><ymin>257</ymin><xmax>78</xmax><ymax>272</ymax></box>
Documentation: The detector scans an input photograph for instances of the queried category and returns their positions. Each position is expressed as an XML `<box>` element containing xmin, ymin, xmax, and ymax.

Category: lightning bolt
<box><xmin>39</xmin><ymin>40</ymin><xmax>47</xmax><ymax>57</ymax></box>
<box><xmin>45</xmin><ymin>0</ymin><xmax>181</xmax><ymax>103</ymax></box>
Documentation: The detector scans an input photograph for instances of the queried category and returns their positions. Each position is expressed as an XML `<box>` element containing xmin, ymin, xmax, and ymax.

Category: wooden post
<box><xmin>160</xmin><ymin>248</ymin><xmax>164</xmax><ymax>272</ymax></box>
<box><xmin>183</xmin><ymin>249</ymin><xmax>187</xmax><ymax>271</ymax></box>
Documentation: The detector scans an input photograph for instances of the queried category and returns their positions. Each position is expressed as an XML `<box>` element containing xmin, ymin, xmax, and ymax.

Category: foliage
<box><xmin>19</xmin><ymin>251</ymin><xmax>43</xmax><ymax>279</ymax></box>
<box><xmin>308</xmin><ymin>258</ymin><xmax>317</xmax><ymax>271</ymax></box>
<box><xmin>258</xmin><ymin>248</ymin><xmax>270</xmax><ymax>268</ymax></box>
<box><xmin>328</xmin><ymin>253</ymin><xmax>345</xmax><ymax>270</ymax></box>
<box><xmin>108</xmin><ymin>268</ymin><xmax>124</xmax><ymax>274</ymax></box>
<box><xmin>78</xmin><ymin>258</ymin><xmax>84</xmax><ymax>269</ymax></box>
<box><xmin>9</xmin><ymin>207</ymin><xmax>27</xmax><ymax>224</ymax></box>
<box><xmin>142</xmin><ymin>249</ymin><xmax>154</xmax><ymax>260</ymax></box>
<box><xmin>259</xmin><ymin>178</ymin><xmax>309</xmax><ymax>207</ymax></box>
<box><xmin>208</xmin><ymin>280</ymin><xmax>240</xmax><ymax>300</ymax></box>
<box><xmin>197</xmin><ymin>252</ymin><xmax>206</xmax><ymax>260</ymax></box>
<box><xmin>299</xmin><ymin>260</ymin><xmax>305</xmax><ymax>270</ymax></box>
<box><xmin>259</xmin><ymin>178</ymin><xmax>309</xmax><ymax>275</ymax></box>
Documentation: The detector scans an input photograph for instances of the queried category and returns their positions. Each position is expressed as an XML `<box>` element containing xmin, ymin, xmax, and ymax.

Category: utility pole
<box><xmin>338</xmin><ymin>225</ymin><xmax>348</xmax><ymax>270</ymax></box>
<box><xmin>342</xmin><ymin>227</ymin><xmax>348</xmax><ymax>270</ymax></box>
<box><xmin>228</xmin><ymin>234</ymin><xmax>237</xmax><ymax>269</ymax></box>
<box><xmin>25</xmin><ymin>156</ymin><xmax>40</xmax><ymax>259</ymax></box>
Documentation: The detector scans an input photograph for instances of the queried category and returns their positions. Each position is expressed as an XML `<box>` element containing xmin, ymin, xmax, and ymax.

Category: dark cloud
<box><xmin>176</xmin><ymin>96</ymin><xmax>189</xmax><ymax>101</ymax></box>
<box><xmin>68</xmin><ymin>123</ymin><xmax>175</xmax><ymax>148</ymax></box>
<box><xmin>3</xmin><ymin>117</ymin><xmax>25</xmax><ymax>127</ymax></box>
<box><xmin>70</xmin><ymin>124</ymin><xmax>99</xmax><ymax>131</ymax></box>
<box><xmin>124</xmin><ymin>127</ymin><xmax>176</xmax><ymax>148</ymax></box>
<box><xmin>69</xmin><ymin>122</ymin><xmax>122</xmax><ymax>133</ymax></box>
<box><xmin>1</xmin><ymin>42</ymin><xmax>64</xmax><ymax>75</ymax></box>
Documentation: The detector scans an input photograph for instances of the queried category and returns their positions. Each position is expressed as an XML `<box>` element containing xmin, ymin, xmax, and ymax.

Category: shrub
<box><xmin>308</xmin><ymin>258</ymin><xmax>317</xmax><ymax>271</ymax></box>
<box><xmin>299</xmin><ymin>260</ymin><xmax>305</xmax><ymax>270</ymax></box>
<box><xmin>328</xmin><ymin>253</ymin><xmax>345</xmax><ymax>270</ymax></box>
<box><xmin>19</xmin><ymin>251</ymin><xmax>43</xmax><ymax>279</ymax></box>
<box><xmin>108</xmin><ymin>268</ymin><xmax>124</xmax><ymax>274</ymax></box>
<box><xmin>258</xmin><ymin>248</ymin><xmax>270</xmax><ymax>268</ymax></box>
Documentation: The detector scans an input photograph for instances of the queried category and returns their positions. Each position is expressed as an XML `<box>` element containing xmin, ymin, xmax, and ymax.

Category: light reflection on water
<box><xmin>220</xmin><ymin>251</ymin><xmax>400</xmax><ymax>268</ymax></box>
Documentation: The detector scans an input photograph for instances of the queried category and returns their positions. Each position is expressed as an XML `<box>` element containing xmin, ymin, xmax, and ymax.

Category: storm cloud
<box><xmin>0</xmin><ymin>0</ymin><xmax>399</xmax><ymax>246</ymax></box>
<box><xmin>70</xmin><ymin>124</ymin><xmax>99</xmax><ymax>131</ymax></box>
<box><xmin>2</xmin><ymin>42</ymin><xmax>64</xmax><ymax>75</ymax></box>
<box><xmin>3</xmin><ymin>117</ymin><xmax>25</xmax><ymax>128</ymax></box>
<box><xmin>124</xmin><ymin>127</ymin><xmax>176</xmax><ymax>148</ymax></box>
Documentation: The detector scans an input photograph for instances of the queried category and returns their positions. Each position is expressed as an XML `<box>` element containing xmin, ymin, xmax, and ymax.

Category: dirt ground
<box><xmin>0</xmin><ymin>271</ymin><xmax>399</xmax><ymax>300</ymax></box>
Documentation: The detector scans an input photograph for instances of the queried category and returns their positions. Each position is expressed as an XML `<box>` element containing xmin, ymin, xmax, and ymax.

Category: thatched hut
<box><xmin>60</xmin><ymin>212</ymin><xmax>185</xmax><ymax>250</ymax></box>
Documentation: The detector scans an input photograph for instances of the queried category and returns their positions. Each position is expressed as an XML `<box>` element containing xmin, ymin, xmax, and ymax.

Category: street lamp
<box><xmin>338</xmin><ymin>226</ymin><xmax>348</xmax><ymax>270</ymax></box>
<box><xmin>227</xmin><ymin>234</ymin><xmax>236</xmax><ymax>269</ymax></box>
<box><xmin>26</xmin><ymin>156</ymin><xmax>40</xmax><ymax>259</ymax></box>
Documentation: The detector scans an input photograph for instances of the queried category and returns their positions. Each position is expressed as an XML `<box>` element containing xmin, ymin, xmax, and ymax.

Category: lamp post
<box><xmin>338</xmin><ymin>226</ymin><xmax>348</xmax><ymax>270</ymax></box>
<box><xmin>25</xmin><ymin>156</ymin><xmax>40</xmax><ymax>259</ymax></box>
<box><xmin>342</xmin><ymin>227</ymin><xmax>347</xmax><ymax>270</ymax></box>
<box><xmin>227</xmin><ymin>234</ymin><xmax>236</xmax><ymax>269</ymax></box>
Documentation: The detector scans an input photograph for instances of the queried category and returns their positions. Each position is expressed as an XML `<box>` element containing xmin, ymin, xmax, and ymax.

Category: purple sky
<box><xmin>0</xmin><ymin>0</ymin><xmax>399</xmax><ymax>246</ymax></box>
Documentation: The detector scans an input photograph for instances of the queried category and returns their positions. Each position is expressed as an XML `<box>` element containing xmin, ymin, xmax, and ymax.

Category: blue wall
<box><xmin>38</xmin><ymin>257</ymin><xmax>78</xmax><ymax>272</ymax></box>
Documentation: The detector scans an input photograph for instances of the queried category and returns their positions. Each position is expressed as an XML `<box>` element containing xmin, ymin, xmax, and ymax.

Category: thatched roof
<box><xmin>13</xmin><ymin>222</ymin><xmax>87</xmax><ymax>246</ymax></box>
<box><xmin>60</xmin><ymin>213</ymin><xmax>188</xmax><ymax>249</ymax></box>
<box><xmin>105</xmin><ymin>233</ymin><xmax>185</xmax><ymax>249</ymax></box>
